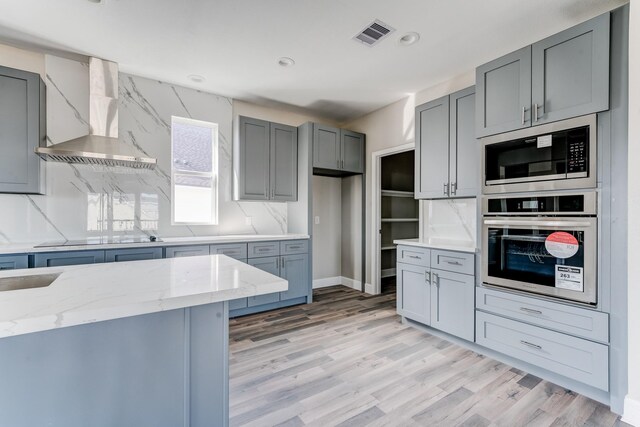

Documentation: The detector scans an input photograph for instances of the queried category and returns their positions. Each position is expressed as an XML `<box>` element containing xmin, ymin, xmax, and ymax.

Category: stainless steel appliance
<box><xmin>482</xmin><ymin>115</ymin><xmax>596</xmax><ymax>194</ymax></box>
<box><xmin>482</xmin><ymin>192</ymin><xmax>597</xmax><ymax>304</ymax></box>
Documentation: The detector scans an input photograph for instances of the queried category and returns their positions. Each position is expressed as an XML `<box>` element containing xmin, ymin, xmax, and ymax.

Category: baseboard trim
<box><xmin>623</xmin><ymin>395</ymin><xmax>640</xmax><ymax>426</ymax></box>
<box><xmin>340</xmin><ymin>277</ymin><xmax>375</xmax><ymax>294</ymax></box>
<box><xmin>312</xmin><ymin>276</ymin><xmax>342</xmax><ymax>289</ymax></box>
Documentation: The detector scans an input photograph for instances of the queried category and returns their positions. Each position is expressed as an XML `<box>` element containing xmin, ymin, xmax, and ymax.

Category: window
<box><xmin>171</xmin><ymin>116</ymin><xmax>218</xmax><ymax>225</ymax></box>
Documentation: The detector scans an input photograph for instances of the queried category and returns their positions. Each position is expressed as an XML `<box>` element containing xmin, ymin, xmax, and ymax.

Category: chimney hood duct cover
<box><xmin>35</xmin><ymin>58</ymin><xmax>157</xmax><ymax>170</ymax></box>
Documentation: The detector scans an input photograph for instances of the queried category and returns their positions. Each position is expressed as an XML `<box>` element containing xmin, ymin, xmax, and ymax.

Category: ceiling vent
<box><xmin>353</xmin><ymin>20</ymin><xmax>395</xmax><ymax>47</ymax></box>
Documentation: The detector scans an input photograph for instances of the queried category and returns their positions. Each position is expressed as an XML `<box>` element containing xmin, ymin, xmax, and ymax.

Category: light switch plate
<box><xmin>314</xmin><ymin>216</ymin><xmax>320</xmax><ymax>225</ymax></box>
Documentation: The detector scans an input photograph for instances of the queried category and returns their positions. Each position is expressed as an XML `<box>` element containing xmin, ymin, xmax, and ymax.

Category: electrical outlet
<box><xmin>245</xmin><ymin>217</ymin><xmax>252</xmax><ymax>226</ymax></box>
<box><xmin>314</xmin><ymin>216</ymin><xmax>320</xmax><ymax>225</ymax></box>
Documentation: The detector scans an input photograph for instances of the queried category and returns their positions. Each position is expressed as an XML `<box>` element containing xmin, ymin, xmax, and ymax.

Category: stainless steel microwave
<box><xmin>482</xmin><ymin>115</ymin><xmax>596</xmax><ymax>194</ymax></box>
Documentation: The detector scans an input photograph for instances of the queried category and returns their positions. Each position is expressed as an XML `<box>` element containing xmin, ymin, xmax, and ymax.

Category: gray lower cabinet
<box><xmin>476</xmin><ymin>311</ymin><xmax>609</xmax><ymax>391</ymax></box>
<box><xmin>396</xmin><ymin>245</ymin><xmax>475</xmax><ymax>341</ymax></box>
<box><xmin>397</xmin><ymin>262</ymin><xmax>431</xmax><ymax>325</ymax></box>
<box><xmin>430</xmin><ymin>269</ymin><xmax>474</xmax><ymax>342</ymax></box>
<box><xmin>312</xmin><ymin>123</ymin><xmax>365</xmax><ymax>176</ymax></box>
<box><xmin>280</xmin><ymin>254</ymin><xmax>309</xmax><ymax>301</ymax></box>
<box><xmin>234</xmin><ymin>116</ymin><xmax>297</xmax><ymax>202</ymax></box>
<box><xmin>165</xmin><ymin>245</ymin><xmax>210</xmax><ymax>258</ymax></box>
<box><xmin>0</xmin><ymin>254</ymin><xmax>28</xmax><ymax>270</ymax></box>
<box><xmin>105</xmin><ymin>247</ymin><xmax>163</xmax><ymax>263</ymax></box>
<box><xmin>34</xmin><ymin>250</ymin><xmax>105</xmax><ymax>267</ymax></box>
<box><xmin>247</xmin><ymin>256</ymin><xmax>281</xmax><ymax>307</ymax></box>
<box><xmin>0</xmin><ymin>65</ymin><xmax>46</xmax><ymax>195</ymax></box>
<box><xmin>415</xmin><ymin>86</ymin><xmax>477</xmax><ymax>199</ymax></box>
<box><xmin>210</xmin><ymin>243</ymin><xmax>248</xmax><ymax>260</ymax></box>
<box><xmin>476</xmin><ymin>11</ymin><xmax>610</xmax><ymax>137</ymax></box>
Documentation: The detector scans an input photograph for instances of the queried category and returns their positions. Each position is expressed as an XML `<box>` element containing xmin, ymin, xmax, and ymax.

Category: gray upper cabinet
<box><xmin>415</xmin><ymin>95</ymin><xmax>450</xmax><ymax>199</ymax></box>
<box><xmin>313</xmin><ymin>124</ymin><xmax>340</xmax><ymax>170</ymax></box>
<box><xmin>340</xmin><ymin>130</ymin><xmax>365</xmax><ymax>174</ymax></box>
<box><xmin>234</xmin><ymin>116</ymin><xmax>297</xmax><ymax>202</ymax></box>
<box><xmin>449</xmin><ymin>87</ymin><xmax>478</xmax><ymax>198</ymax></box>
<box><xmin>415</xmin><ymin>87</ymin><xmax>477</xmax><ymax>199</ymax></box>
<box><xmin>531</xmin><ymin>13</ymin><xmax>610</xmax><ymax>125</ymax></box>
<box><xmin>312</xmin><ymin>124</ymin><xmax>365</xmax><ymax>176</ymax></box>
<box><xmin>476</xmin><ymin>12</ymin><xmax>610</xmax><ymax>137</ymax></box>
<box><xmin>476</xmin><ymin>46</ymin><xmax>532</xmax><ymax>138</ymax></box>
<box><xmin>270</xmin><ymin>123</ymin><xmax>298</xmax><ymax>201</ymax></box>
<box><xmin>0</xmin><ymin>65</ymin><xmax>46</xmax><ymax>194</ymax></box>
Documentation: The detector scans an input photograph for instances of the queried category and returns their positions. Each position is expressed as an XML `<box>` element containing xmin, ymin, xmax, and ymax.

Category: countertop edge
<box><xmin>393</xmin><ymin>239</ymin><xmax>478</xmax><ymax>254</ymax></box>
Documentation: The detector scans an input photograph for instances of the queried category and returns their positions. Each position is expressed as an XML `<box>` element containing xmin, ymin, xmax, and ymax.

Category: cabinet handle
<box><xmin>433</xmin><ymin>273</ymin><xmax>440</xmax><ymax>288</ymax></box>
<box><xmin>451</xmin><ymin>182</ymin><xmax>457</xmax><ymax>196</ymax></box>
<box><xmin>534</xmin><ymin>103</ymin><xmax>539</xmax><ymax>122</ymax></box>
<box><xmin>281</xmin><ymin>257</ymin><xmax>285</xmax><ymax>268</ymax></box>
<box><xmin>443</xmin><ymin>183</ymin><xmax>449</xmax><ymax>196</ymax></box>
<box><xmin>519</xmin><ymin>307</ymin><xmax>543</xmax><ymax>315</ymax></box>
<box><xmin>407</xmin><ymin>255</ymin><xmax>421</xmax><ymax>259</ymax></box>
<box><xmin>288</xmin><ymin>245</ymin><xmax>301</xmax><ymax>249</ymax></box>
<box><xmin>424</xmin><ymin>270</ymin><xmax>430</xmax><ymax>284</ymax></box>
<box><xmin>258</xmin><ymin>248</ymin><xmax>270</xmax><ymax>252</ymax></box>
<box><xmin>342</xmin><ymin>159</ymin><xmax>344</xmax><ymax>169</ymax></box>
<box><xmin>521</xmin><ymin>106</ymin><xmax>526</xmax><ymax>125</ymax></box>
<box><xmin>445</xmin><ymin>260</ymin><xmax>462</xmax><ymax>266</ymax></box>
<box><xmin>520</xmin><ymin>340</ymin><xmax>543</xmax><ymax>350</ymax></box>
<box><xmin>337</xmin><ymin>159</ymin><xmax>340</xmax><ymax>169</ymax></box>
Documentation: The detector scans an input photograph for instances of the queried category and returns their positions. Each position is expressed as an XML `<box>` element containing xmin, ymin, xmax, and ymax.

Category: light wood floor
<box><xmin>229</xmin><ymin>286</ymin><xmax>627</xmax><ymax>427</ymax></box>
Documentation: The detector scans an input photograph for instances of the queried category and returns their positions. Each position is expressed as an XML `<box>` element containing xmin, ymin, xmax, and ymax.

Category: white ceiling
<box><xmin>0</xmin><ymin>0</ymin><xmax>628</xmax><ymax>122</ymax></box>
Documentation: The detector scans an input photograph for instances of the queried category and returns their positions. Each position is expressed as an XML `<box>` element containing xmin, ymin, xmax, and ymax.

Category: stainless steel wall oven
<box><xmin>482</xmin><ymin>192</ymin><xmax>597</xmax><ymax>304</ymax></box>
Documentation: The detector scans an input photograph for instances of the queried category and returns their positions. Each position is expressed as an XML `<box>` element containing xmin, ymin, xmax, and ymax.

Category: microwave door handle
<box><xmin>483</xmin><ymin>219</ymin><xmax>592</xmax><ymax>228</ymax></box>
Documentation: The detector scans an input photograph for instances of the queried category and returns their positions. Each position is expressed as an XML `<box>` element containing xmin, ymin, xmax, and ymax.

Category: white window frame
<box><xmin>170</xmin><ymin>116</ymin><xmax>219</xmax><ymax>226</ymax></box>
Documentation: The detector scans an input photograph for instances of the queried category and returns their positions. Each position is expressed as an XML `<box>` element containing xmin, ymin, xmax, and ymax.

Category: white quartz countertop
<box><xmin>0</xmin><ymin>234</ymin><xmax>310</xmax><ymax>255</ymax></box>
<box><xmin>0</xmin><ymin>255</ymin><xmax>287</xmax><ymax>339</ymax></box>
<box><xmin>393</xmin><ymin>238</ymin><xmax>478</xmax><ymax>253</ymax></box>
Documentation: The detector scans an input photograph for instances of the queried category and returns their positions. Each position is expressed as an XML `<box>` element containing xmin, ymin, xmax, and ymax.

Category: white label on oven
<box><xmin>555</xmin><ymin>266</ymin><xmax>583</xmax><ymax>291</ymax></box>
<box><xmin>537</xmin><ymin>135</ymin><xmax>552</xmax><ymax>148</ymax></box>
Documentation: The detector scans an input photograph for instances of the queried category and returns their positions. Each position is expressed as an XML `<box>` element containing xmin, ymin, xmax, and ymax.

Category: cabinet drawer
<box><xmin>211</xmin><ymin>243</ymin><xmax>248</xmax><ymax>260</ymax></box>
<box><xmin>247</xmin><ymin>242</ymin><xmax>279</xmax><ymax>258</ymax></box>
<box><xmin>397</xmin><ymin>245</ymin><xmax>430</xmax><ymax>267</ymax></box>
<box><xmin>476</xmin><ymin>287</ymin><xmax>609</xmax><ymax>343</ymax></box>
<box><xmin>431</xmin><ymin>250</ymin><xmax>474</xmax><ymax>275</ymax></box>
<box><xmin>164</xmin><ymin>245</ymin><xmax>210</xmax><ymax>258</ymax></box>
<box><xmin>34</xmin><ymin>250</ymin><xmax>105</xmax><ymax>267</ymax></box>
<box><xmin>280</xmin><ymin>240</ymin><xmax>309</xmax><ymax>255</ymax></box>
<box><xmin>0</xmin><ymin>254</ymin><xmax>28</xmax><ymax>270</ymax></box>
<box><xmin>476</xmin><ymin>311</ymin><xmax>609</xmax><ymax>391</ymax></box>
<box><xmin>105</xmin><ymin>248</ymin><xmax>163</xmax><ymax>263</ymax></box>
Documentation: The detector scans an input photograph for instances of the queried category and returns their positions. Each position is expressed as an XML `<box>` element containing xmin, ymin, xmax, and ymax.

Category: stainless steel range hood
<box><xmin>35</xmin><ymin>58</ymin><xmax>157</xmax><ymax>170</ymax></box>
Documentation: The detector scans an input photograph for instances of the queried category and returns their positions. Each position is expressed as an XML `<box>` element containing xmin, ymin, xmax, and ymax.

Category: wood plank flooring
<box><xmin>229</xmin><ymin>286</ymin><xmax>628</xmax><ymax>427</ymax></box>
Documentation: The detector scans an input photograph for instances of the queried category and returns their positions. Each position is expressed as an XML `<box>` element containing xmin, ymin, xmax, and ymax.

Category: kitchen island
<box><xmin>0</xmin><ymin>255</ymin><xmax>287</xmax><ymax>427</ymax></box>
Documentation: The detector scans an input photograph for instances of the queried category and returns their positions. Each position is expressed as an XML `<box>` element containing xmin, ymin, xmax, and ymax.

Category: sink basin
<box><xmin>0</xmin><ymin>273</ymin><xmax>61</xmax><ymax>292</ymax></box>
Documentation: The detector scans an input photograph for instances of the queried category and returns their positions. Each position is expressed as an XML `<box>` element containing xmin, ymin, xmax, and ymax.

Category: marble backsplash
<box><xmin>0</xmin><ymin>55</ymin><xmax>287</xmax><ymax>244</ymax></box>
<box><xmin>420</xmin><ymin>198</ymin><xmax>477</xmax><ymax>246</ymax></box>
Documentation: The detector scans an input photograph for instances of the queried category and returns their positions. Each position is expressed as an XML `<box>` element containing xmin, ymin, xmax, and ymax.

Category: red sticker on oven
<box><xmin>545</xmin><ymin>232</ymin><xmax>579</xmax><ymax>259</ymax></box>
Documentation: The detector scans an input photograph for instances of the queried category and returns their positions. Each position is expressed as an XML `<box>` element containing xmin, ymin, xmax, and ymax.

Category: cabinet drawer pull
<box><xmin>519</xmin><ymin>307</ymin><xmax>543</xmax><ymax>315</ymax></box>
<box><xmin>288</xmin><ymin>245</ymin><xmax>301</xmax><ymax>249</ymax></box>
<box><xmin>445</xmin><ymin>260</ymin><xmax>462</xmax><ymax>266</ymax></box>
<box><xmin>407</xmin><ymin>255</ymin><xmax>421</xmax><ymax>259</ymax></box>
<box><xmin>257</xmin><ymin>248</ymin><xmax>270</xmax><ymax>252</ymax></box>
<box><xmin>520</xmin><ymin>340</ymin><xmax>542</xmax><ymax>350</ymax></box>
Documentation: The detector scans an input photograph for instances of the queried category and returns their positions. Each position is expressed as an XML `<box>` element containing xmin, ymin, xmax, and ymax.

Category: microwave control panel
<box><xmin>567</xmin><ymin>138</ymin><xmax>588</xmax><ymax>174</ymax></box>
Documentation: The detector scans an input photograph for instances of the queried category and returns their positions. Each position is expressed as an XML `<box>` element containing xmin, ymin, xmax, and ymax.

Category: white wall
<box><xmin>0</xmin><ymin>43</ymin><xmax>44</xmax><ymax>77</ymax></box>
<box><xmin>312</xmin><ymin>176</ymin><xmax>342</xmax><ymax>280</ymax></box>
<box><xmin>626</xmin><ymin>1</ymin><xmax>640</xmax><ymax>424</ymax></box>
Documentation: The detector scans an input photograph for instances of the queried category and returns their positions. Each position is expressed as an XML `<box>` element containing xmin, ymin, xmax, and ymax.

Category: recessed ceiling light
<box><xmin>188</xmin><ymin>74</ymin><xmax>205</xmax><ymax>83</ymax></box>
<box><xmin>278</xmin><ymin>57</ymin><xmax>295</xmax><ymax>68</ymax></box>
<box><xmin>399</xmin><ymin>32</ymin><xmax>420</xmax><ymax>46</ymax></box>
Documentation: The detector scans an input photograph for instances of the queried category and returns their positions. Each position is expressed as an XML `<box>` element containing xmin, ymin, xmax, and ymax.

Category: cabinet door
<box><xmin>236</xmin><ymin>116</ymin><xmax>270</xmax><ymax>200</ymax></box>
<box><xmin>0</xmin><ymin>66</ymin><xmax>45</xmax><ymax>194</ymax></box>
<box><xmin>164</xmin><ymin>245</ymin><xmax>210</xmax><ymax>258</ymax></box>
<box><xmin>531</xmin><ymin>13</ymin><xmax>610</xmax><ymax>125</ymax></box>
<box><xmin>247</xmin><ymin>256</ymin><xmax>281</xmax><ymax>307</ymax></box>
<box><xmin>34</xmin><ymin>250</ymin><xmax>105</xmax><ymax>267</ymax></box>
<box><xmin>0</xmin><ymin>255</ymin><xmax>28</xmax><ymax>270</ymax></box>
<box><xmin>340</xmin><ymin>129</ymin><xmax>365</xmax><ymax>173</ymax></box>
<box><xmin>415</xmin><ymin>95</ymin><xmax>450</xmax><ymax>199</ymax></box>
<box><xmin>449</xmin><ymin>87</ymin><xmax>478</xmax><ymax>198</ymax></box>
<box><xmin>476</xmin><ymin>46</ymin><xmax>532</xmax><ymax>137</ymax></box>
<box><xmin>105</xmin><ymin>248</ymin><xmax>162</xmax><ymax>263</ymax></box>
<box><xmin>312</xmin><ymin>124</ymin><xmax>340</xmax><ymax>170</ymax></box>
<box><xmin>280</xmin><ymin>254</ymin><xmax>309</xmax><ymax>301</ymax></box>
<box><xmin>396</xmin><ymin>263</ymin><xmax>430</xmax><ymax>325</ymax></box>
<box><xmin>270</xmin><ymin>123</ymin><xmax>298</xmax><ymax>201</ymax></box>
<box><xmin>430</xmin><ymin>269</ymin><xmax>474</xmax><ymax>341</ymax></box>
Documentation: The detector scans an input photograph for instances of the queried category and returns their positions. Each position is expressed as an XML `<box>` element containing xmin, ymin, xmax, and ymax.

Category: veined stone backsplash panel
<box><xmin>0</xmin><ymin>55</ymin><xmax>287</xmax><ymax>244</ymax></box>
<box><xmin>420</xmin><ymin>198</ymin><xmax>477</xmax><ymax>246</ymax></box>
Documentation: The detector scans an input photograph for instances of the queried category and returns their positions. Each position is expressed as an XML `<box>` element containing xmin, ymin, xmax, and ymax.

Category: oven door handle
<box><xmin>483</xmin><ymin>219</ymin><xmax>592</xmax><ymax>228</ymax></box>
